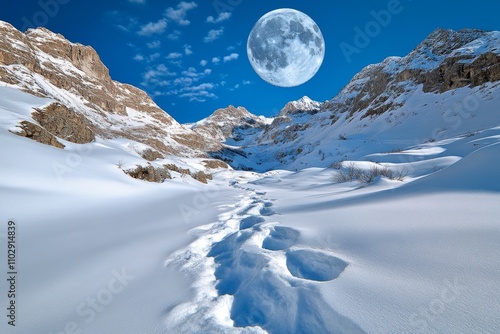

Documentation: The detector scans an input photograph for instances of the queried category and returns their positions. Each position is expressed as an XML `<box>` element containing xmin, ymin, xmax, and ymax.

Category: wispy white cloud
<box><xmin>128</xmin><ymin>0</ymin><xmax>145</xmax><ymax>4</ymax></box>
<box><xmin>181</xmin><ymin>67</ymin><xmax>203</xmax><ymax>78</ymax></box>
<box><xmin>138</xmin><ymin>19</ymin><xmax>167</xmax><ymax>36</ymax></box>
<box><xmin>148</xmin><ymin>53</ymin><xmax>161</xmax><ymax>62</ymax></box>
<box><xmin>229</xmin><ymin>83</ymin><xmax>240</xmax><ymax>91</ymax></box>
<box><xmin>212</xmin><ymin>57</ymin><xmax>220</xmax><ymax>64</ymax></box>
<box><xmin>168</xmin><ymin>60</ymin><xmax>183</xmax><ymax>68</ymax></box>
<box><xmin>167</xmin><ymin>30</ymin><xmax>181</xmax><ymax>40</ymax></box>
<box><xmin>173</xmin><ymin>77</ymin><xmax>193</xmax><ymax>86</ymax></box>
<box><xmin>166</xmin><ymin>52</ymin><xmax>182</xmax><ymax>59</ymax></box>
<box><xmin>141</xmin><ymin>63</ymin><xmax>177</xmax><ymax>87</ymax></box>
<box><xmin>133</xmin><ymin>54</ymin><xmax>145</xmax><ymax>61</ymax></box>
<box><xmin>200</xmin><ymin>59</ymin><xmax>208</xmax><ymax>67</ymax></box>
<box><xmin>204</xmin><ymin>27</ymin><xmax>224</xmax><ymax>43</ymax></box>
<box><xmin>146</xmin><ymin>40</ymin><xmax>161</xmax><ymax>49</ymax></box>
<box><xmin>162</xmin><ymin>66</ymin><xmax>217</xmax><ymax>102</ymax></box>
<box><xmin>206</xmin><ymin>12</ymin><xmax>232</xmax><ymax>24</ymax></box>
<box><xmin>223</xmin><ymin>52</ymin><xmax>239</xmax><ymax>62</ymax></box>
<box><xmin>184</xmin><ymin>44</ymin><xmax>193</xmax><ymax>55</ymax></box>
<box><xmin>180</xmin><ymin>89</ymin><xmax>217</xmax><ymax>103</ymax></box>
<box><xmin>185</xmin><ymin>83</ymin><xmax>215</xmax><ymax>91</ymax></box>
<box><xmin>243</xmin><ymin>80</ymin><xmax>251</xmax><ymax>85</ymax></box>
<box><xmin>166</xmin><ymin>1</ymin><xmax>198</xmax><ymax>26</ymax></box>
<box><xmin>106</xmin><ymin>11</ymin><xmax>138</xmax><ymax>32</ymax></box>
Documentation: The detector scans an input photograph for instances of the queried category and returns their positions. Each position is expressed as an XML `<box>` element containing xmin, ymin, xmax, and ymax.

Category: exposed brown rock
<box><xmin>10</xmin><ymin>120</ymin><xmax>65</xmax><ymax>149</ymax></box>
<box><xmin>191</xmin><ymin>171</ymin><xmax>213</xmax><ymax>184</ymax></box>
<box><xmin>163</xmin><ymin>164</ymin><xmax>213</xmax><ymax>183</ymax></box>
<box><xmin>164</xmin><ymin>163</ymin><xmax>190</xmax><ymax>174</ymax></box>
<box><xmin>125</xmin><ymin>164</ymin><xmax>171</xmax><ymax>183</ymax></box>
<box><xmin>32</xmin><ymin>103</ymin><xmax>95</xmax><ymax>144</ymax></box>
<box><xmin>202</xmin><ymin>160</ymin><xmax>229</xmax><ymax>169</ymax></box>
<box><xmin>172</xmin><ymin>133</ymin><xmax>215</xmax><ymax>152</ymax></box>
<box><xmin>141</xmin><ymin>148</ymin><xmax>164</xmax><ymax>161</ymax></box>
<box><xmin>346</xmin><ymin>69</ymin><xmax>392</xmax><ymax>118</ymax></box>
<box><xmin>422</xmin><ymin>52</ymin><xmax>500</xmax><ymax>93</ymax></box>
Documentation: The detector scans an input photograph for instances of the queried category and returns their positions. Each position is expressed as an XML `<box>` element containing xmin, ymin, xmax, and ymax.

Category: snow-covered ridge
<box><xmin>0</xmin><ymin>20</ymin><xmax>215</xmax><ymax>158</ymax></box>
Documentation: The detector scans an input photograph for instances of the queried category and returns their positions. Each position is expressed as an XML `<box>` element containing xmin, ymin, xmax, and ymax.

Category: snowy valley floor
<box><xmin>1</xmin><ymin>100</ymin><xmax>500</xmax><ymax>333</ymax></box>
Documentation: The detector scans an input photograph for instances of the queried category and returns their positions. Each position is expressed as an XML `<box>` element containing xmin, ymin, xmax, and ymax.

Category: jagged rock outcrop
<box><xmin>191</xmin><ymin>171</ymin><xmax>213</xmax><ymax>184</ymax></box>
<box><xmin>141</xmin><ymin>148</ymin><xmax>164</xmax><ymax>161</ymax></box>
<box><xmin>125</xmin><ymin>164</ymin><xmax>171</xmax><ymax>183</ymax></box>
<box><xmin>10</xmin><ymin>120</ymin><xmax>65</xmax><ymax>149</ymax></box>
<box><xmin>420</xmin><ymin>52</ymin><xmax>500</xmax><ymax>92</ymax></box>
<box><xmin>32</xmin><ymin>103</ymin><xmax>95</xmax><ymax>144</ymax></box>
<box><xmin>164</xmin><ymin>164</ymin><xmax>191</xmax><ymax>175</ymax></box>
<box><xmin>9</xmin><ymin>102</ymin><xmax>95</xmax><ymax>148</ymax></box>
<box><xmin>202</xmin><ymin>160</ymin><xmax>229</xmax><ymax>169</ymax></box>
<box><xmin>397</xmin><ymin>29</ymin><xmax>500</xmax><ymax>93</ymax></box>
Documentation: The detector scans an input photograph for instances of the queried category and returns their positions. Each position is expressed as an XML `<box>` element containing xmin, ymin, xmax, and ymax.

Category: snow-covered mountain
<box><xmin>0</xmin><ymin>21</ymin><xmax>217</xmax><ymax>159</ymax></box>
<box><xmin>212</xmin><ymin>28</ymin><xmax>500</xmax><ymax>171</ymax></box>
<box><xmin>190</xmin><ymin>105</ymin><xmax>269</xmax><ymax>146</ymax></box>
<box><xmin>2</xmin><ymin>21</ymin><xmax>499</xmax><ymax>174</ymax></box>
<box><xmin>278</xmin><ymin>96</ymin><xmax>322</xmax><ymax>116</ymax></box>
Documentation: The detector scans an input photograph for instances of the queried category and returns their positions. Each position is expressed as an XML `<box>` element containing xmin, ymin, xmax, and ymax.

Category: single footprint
<box><xmin>262</xmin><ymin>226</ymin><xmax>300</xmax><ymax>250</ymax></box>
<box><xmin>286</xmin><ymin>249</ymin><xmax>348</xmax><ymax>281</ymax></box>
<box><xmin>260</xmin><ymin>203</ymin><xmax>276</xmax><ymax>216</ymax></box>
<box><xmin>239</xmin><ymin>216</ymin><xmax>265</xmax><ymax>230</ymax></box>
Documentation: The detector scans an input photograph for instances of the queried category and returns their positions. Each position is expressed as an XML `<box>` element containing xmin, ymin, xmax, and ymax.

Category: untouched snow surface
<box><xmin>1</xmin><ymin>86</ymin><xmax>500</xmax><ymax>334</ymax></box>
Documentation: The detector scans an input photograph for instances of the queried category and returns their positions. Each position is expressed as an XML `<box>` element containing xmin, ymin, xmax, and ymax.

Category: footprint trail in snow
<box><xmin>164</xmin><ymin>182</ymin><xmax>365</xmax><ymax>334</ymax></box>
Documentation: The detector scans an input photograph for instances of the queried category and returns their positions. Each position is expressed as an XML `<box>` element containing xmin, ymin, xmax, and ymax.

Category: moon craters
<box><xmin>247</xmin><ymin>9</ymin><xmax>325</xmax><ymax>87</ymax></box>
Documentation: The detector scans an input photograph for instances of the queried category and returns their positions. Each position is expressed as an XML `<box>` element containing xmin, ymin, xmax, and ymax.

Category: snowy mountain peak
<box><xmin>420</xmin><ymin>28</ymin><xmax>489</xmax><ymax>55</ymax></box>
<box><xmin>211</xmin><ymin>105</ymin><xmax>253</xmax><ymax>119</ymax></box>
<box><xmin>191</xmin><ymin>105</ymin><xmax>269</xmax><ymax>145</ymax></box>
<box><xmin>27</xmin><ymin>26</ymin><xmax>69</xmax><ymax>42</ymax></box>
<box><xmin>279</xmin><ymin>96</ymin><xmax>321</xmax><ymax>116</ymax></box>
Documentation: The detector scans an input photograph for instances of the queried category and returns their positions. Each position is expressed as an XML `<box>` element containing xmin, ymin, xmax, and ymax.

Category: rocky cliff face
<box><xmin>0</xmin><ymin>21</ymin><xmax>213</xmax><ymax>157</ymax></box>
<box><xmin>328</xmin><ymin>28</ymin><xmax>500</xmax><ymax>120</ymax></box>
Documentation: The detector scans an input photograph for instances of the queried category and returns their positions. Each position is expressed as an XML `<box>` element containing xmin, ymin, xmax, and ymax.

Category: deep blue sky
<box><xmin>1</xmin><ymin>0</ymin><xmax>499</xmax><ymax>123</ymax></box>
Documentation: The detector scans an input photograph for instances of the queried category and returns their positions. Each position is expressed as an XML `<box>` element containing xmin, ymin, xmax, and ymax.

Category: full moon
<box><xmin>247</xmin><ymin>8</ymin><xmax>325</xmax><ymax>87</ymax></box>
